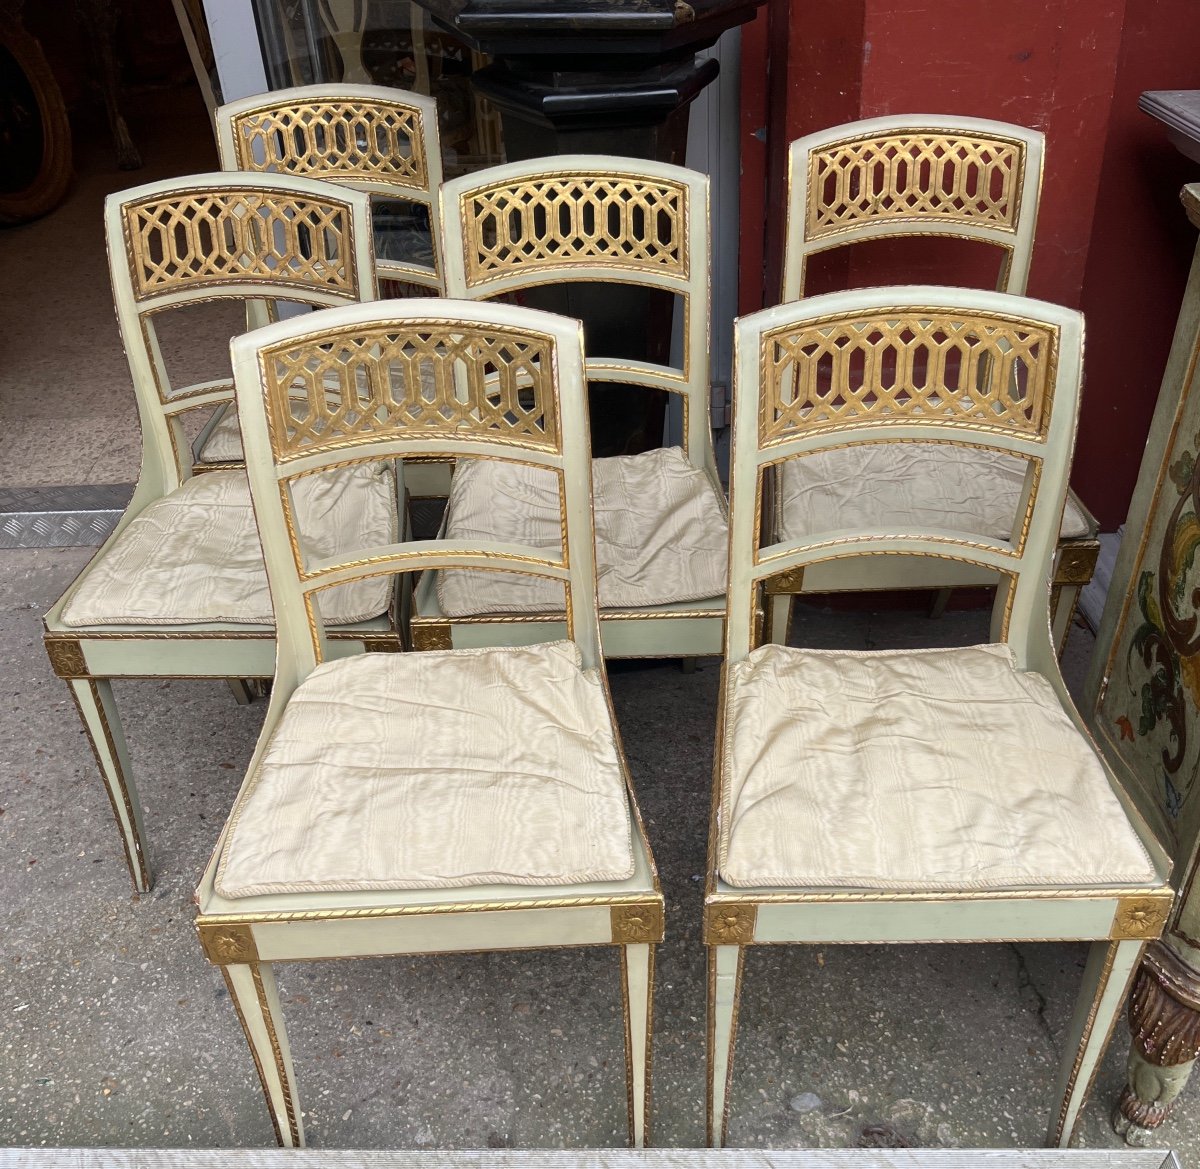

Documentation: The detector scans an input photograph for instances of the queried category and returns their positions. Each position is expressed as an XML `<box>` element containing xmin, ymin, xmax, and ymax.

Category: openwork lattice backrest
<box><xmin>727</xmin><ymin>286</ymin><xmax>1083</xmax><ymax>665</ymax></box>
<box><xmin>441</xmin><ymin>156</ymin><xmax>713</xmax><ymax>467</ymax></box>
<box><xmin>231</xmin><ymin>299</ymin><xmax>602</xmax><ymax>675</ymax></box>
<box><xmin>783</xmin><ymin>116</ymin><xmax>1044</xmax><ymax>299</ymax></box>
<box><xmin>107</xmin><ymin>173</ymin><xmax>375</xmax><ymax>493</ymax></box>
<box><xmin>216</xmin><ymin>84</ymin><xmax>443</xmax><ymax>289</ymax></box>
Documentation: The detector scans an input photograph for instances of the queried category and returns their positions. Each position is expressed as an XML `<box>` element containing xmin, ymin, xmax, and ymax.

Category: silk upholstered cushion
<box><xmin>198</xmin><ymin>407</ymin><xmax>247</xmax><ymax>463</ymax></box>
<box><xmin>718</xmin><ymin>642</ymin><xmax>1156</xmax><ymax>891</ymax></box>
<box><xmin>777</xmin><ymin>445</ymin><xmax>1090</xmax><ymax>543</ymax></box>
<box><xmin>437</xmin><ymin>446</ymin><xmax>728</xmax><ymax>614</ymax></box>
<box><xmin>61</xmin><ymin>466</ymin><xmax>394</xmax><ymax>627</ymax></box>
<box><xmin>214</xmin><ymin>641</ymin><xmax>636</xmax><ymax>897</ymax></box>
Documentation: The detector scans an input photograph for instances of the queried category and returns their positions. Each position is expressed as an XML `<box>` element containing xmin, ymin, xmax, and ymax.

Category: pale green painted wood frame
<box><xmin>410</xmin><ymin>154</ymin><xmax>725</xmax><ymax>659</ymax></box>
<box><xmin>194</xmin><ymin>298</ymin><xmax>663</xmax><ymax>1148</ymax></box>
<box><xmin>215</xmin><ymin>84</ymin><xmax>444</xmax><ymax>291</ymax></box>
<box><xmin>705</xmin><ymin>286</ymin><xmax>1173</xmax><ymax>1148</ymax></box>
<box><xmin>196</xmin><ymin>85</ymin><xmax>446</xmax><ymax>484</ymax></box>
<box><xmin>42</xmin><ymin>172</ymin><xmax>382</xmax><ymax>894</ymax></box>
<box><xmin>770</xmin><ymin>115</ymin><xmax>1097</xmax><ymax>653</ymax></box>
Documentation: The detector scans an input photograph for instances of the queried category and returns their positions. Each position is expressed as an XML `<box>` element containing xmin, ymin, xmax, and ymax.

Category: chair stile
<box><xmin>704</xmin><ymin>285</ymin><xmax>1173</xmax><ymax>1148</ymax></box>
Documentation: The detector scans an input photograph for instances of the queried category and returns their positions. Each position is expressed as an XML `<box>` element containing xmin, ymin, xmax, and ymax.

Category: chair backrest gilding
<box><xmin>107</xmin><ymin>172</ymin><xmax>376</xmax><ymax>498</ymax></box>
<box><xmin>783</xmin><ymin>115</ymin><xmax>1044</xmax><ymax>299</ymax></box>
<box><xmin>727</xmin><ymin>286</ymin><xmax>1084</xmax><ymax>667</ymax></box>
<box><xmin>215</xmin><ymin>84</ymin><xmax>444</xmax><ymax>290</ymax></box>
<box><xmin>231</xmin><ymin>299</ymin><xmax>602</xmax><ymax>677</ymax></box>
<box><xmin>441</xmin><ymin>155</ymin><xmax>715</xmax><ymax>476</ymax></box>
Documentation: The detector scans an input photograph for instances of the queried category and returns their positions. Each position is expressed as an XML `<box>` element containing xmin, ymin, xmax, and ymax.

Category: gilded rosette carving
<box><xmin>1114</xmin><ymin>897</ymin><xmax>1171</xmax><ymax>940</ymax></box>
<box><xmin>704</xmin><ymin>902</ymin><xmax>757</xmax><ymax>946</ymax></box>
<box><xmin>413</xmin><ymin>622</ymin><xmax>453</xmax><ymax>651</ymax></box>
<box><xmin>611</xmin><ymin>902</ymin><xmax>664</xmax><ymax>945</ymax></box>
<box><xmin>45</xmin><ymin>637</ymin><xmax>88</xmax><ymax>678</ymax></box>
<box><xmin>198</xmin><ymin>923</ymin><xmax>259</xmax><ymax>965</ymax></box>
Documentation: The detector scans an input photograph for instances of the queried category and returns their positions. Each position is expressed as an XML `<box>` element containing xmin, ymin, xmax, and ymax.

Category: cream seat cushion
<box><xmin>61</xmin><ymin>466</ymin><xmax>394</xmax><ymax>627</ymax></box>
<box><xmin>215</xmin><ymin>641</ymin><xmax>635</xmax><ymax>897</ymax></box>
<box><xmin>198</xmin><ymin>407</ymin><xmax>245</xmax><ymax>464</ymax></box>
<box><xmin>438</xmin><ymin>446</ymin><xmax>728</xmax><ymax>615</ymax></box>
<box><xmin>718</xmin><ymin>642</ymin><xmax>1156</xmax><ymax>891</ymax></box>
<box><xmin>777</xmin><ymin>444</ymin><xmax>1091</xmax><ymax>543</ymax></box>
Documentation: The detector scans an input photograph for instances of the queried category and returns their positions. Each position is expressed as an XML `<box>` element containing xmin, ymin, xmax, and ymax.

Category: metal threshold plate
<box><xmin>0</xmin><ymin>484</ymin><xmax>135</xmax><ymax>549</ymax></box>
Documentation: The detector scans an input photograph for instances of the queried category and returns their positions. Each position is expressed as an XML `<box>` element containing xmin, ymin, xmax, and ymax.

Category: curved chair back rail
<box><xmin>707</xmin><ymin>285</ymin><xmax>1173</xmax><ymax>1150</ymax></box>
<box><xmin>770</xmin><ymin>118</ymin><xmax>1095</xmax><ymax>657</ymax></box>
<box><xmin>440</xmin><ymin>154</ymin><xmax>715</xmax><ymax>477</ymax></box>
<box><xmin>107</xmin><ymin>171</ymin><xmax>377</xmax><ymax>507</ymax></box>
<box><xmin>215</xmin><ymin>84</ymin><xmax>444</xmax><ymax>290</ymax></box>
<box><xmin>232</xmin><ymin>298</ymin><xmax>603</xmax><ymax>678</ymax></box>
<box><xmin>783</xmin><ymin>114</ymin><xmax>1045</xmax><ymax>300</ymax></box>
<box><xmin>40</xmin><ymin>172</ymin><xmax>380</xmax><ymax>895</ymax></box>
<box><xmin>727</xmin><ymin>285</ymin><xmax>1078</xmax><ymax>674</ymax></box>
<box><xmin>197</xmin><ymin>300</ymin><xmax>662</xmax><ymax>1149</ymax></box>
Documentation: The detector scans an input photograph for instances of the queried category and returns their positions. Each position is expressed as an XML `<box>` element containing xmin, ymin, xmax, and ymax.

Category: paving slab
<box><xmin>1</xmin><ymin>547</ymin><xmax>1194</xmax><ymax>1155</ymax></box>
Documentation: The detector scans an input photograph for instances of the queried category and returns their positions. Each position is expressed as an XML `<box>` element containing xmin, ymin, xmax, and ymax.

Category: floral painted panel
<box><xmin>1093</xmin><ymin>220</ymin><xmax>1200</xmax><ymax>863</ymax></box>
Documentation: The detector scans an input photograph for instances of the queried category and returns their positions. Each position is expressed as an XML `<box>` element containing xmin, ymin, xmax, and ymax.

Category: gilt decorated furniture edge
<box><xmin>1084</xmin><ymin>174</ymin><xmax>1200</xmax><ymax>1141</ymax></box>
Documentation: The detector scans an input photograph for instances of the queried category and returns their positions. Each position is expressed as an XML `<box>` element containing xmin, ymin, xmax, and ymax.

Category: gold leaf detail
<box><xmin>199</xmin><ymin>924</ymin><xmax>259</xmax><ymax>965</ymax></box>
<box><xmin>413</xmin><ymin>621</ymin><xmax>453</xmax><ymax>651</ymax></box>
<box><xmin>611</xmin><ymin>902</ymin><xmax>664</xmax><ymax>944</ymax></box>
<box><xmin>45</xmin><ymin>638</ymin><xmax>88</xmax><ymax>678</ymax></box>
<box><xmin>705</xmin><ymin>903</ymin><xmax>757</xmax><ymax>945</ymax></box>
<box><xmin>1115</xmin><ymin>897</ymin><xmax>1170</xmax><ymax>940</ymax></box>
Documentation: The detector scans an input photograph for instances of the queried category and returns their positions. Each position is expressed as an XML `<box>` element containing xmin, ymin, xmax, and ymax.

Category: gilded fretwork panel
<box><xmin>231</xmin><ymin>101</ymin><xmax>429</xmax><ymax>192</ymax></box>
<box><xmin>807</xmin><ymin>132</ymin><xmax>1024</xmax><ymax>239</ymax></box>
<box><xmin>124</xmin><ymin>190</ymin><xmax>357</xmax><ymax>300</ymax></box>
<box><xmin>459</xmin><ymin>174</ymin><xmax>689</xmax><ymax>285</ymax></box>
<box><xmin>261</xmin><ymin>321</ymin><xmax>561</xmax><ymax>459</ymax></box>
<box><xmin>759</xmin><ymin>312</ymin><xmax>1057</xmax><ymax>445</ymax></box>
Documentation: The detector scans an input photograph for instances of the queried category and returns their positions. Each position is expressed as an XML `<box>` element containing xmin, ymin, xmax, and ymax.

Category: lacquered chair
<box><xmin>42</xmin><ymin>173</ymin><xmax>394</xmax><ymax>893</ymax></box>
<box><xmin>767</xmin><ymin>115</ymin><xmax>1099</xmax><ymax>652</ymax></box>
<box><xmin>195</xmin><ymin>84</ymin><xmax>444</xmax><ymax>474</ymax></box>
<box><xmin>705</xmin><ymin>286</ymin><xmax>1172</xmax><ymax>1147</ymax></box>
<box><xmin>410</xmin><ymin>155</ymin><xmax>728</xmax><ymax>659</ymax></box>
<box><xmin>194</xmin><ymin>298</ymin><xmax>663</xmax><ymax>1147</ymax></box>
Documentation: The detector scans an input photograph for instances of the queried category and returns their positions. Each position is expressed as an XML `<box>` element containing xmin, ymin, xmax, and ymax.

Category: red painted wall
<box><xmin>1074</xmin><ymin>3</ymin><xmax>1200</xmax><ymax>526</ymax></box>
<box><xmin>738</xmin><ymin>0</ymin><xmax>1200</xmax><ymax>527</ymax></box>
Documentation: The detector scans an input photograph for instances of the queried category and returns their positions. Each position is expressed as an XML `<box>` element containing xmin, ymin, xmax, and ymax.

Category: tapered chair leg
<box><xmin>1050</xmin><ymin>582</ymin><xmax>1082</xmax><ymax>656</ymax></box>
<box><xmin>224</xmin><ymin>961</ymin><xmax>305</xmax><ymax>1148</ymax></box>
<box><xmin>621</xmin><ymin>942</ymin><xmax>656</xmax><ymax>1147</ymax></box>
<box><xmin>66</xmin><ymin>677</ymin><xmax>151</xmax><ymax>893</ymax></box>
<box><xmin>929</xmin><ymin>587</ymin><xmax>953</xmax><ymax>619</ymax></box>
<box><xmin>766</xmin><ymin>595</ymin><xmax>792</xmax><ymax>646</ymax></box>
<box><xmin>226</xmin><ymin>679</ymin><xmax>256</xmax><ymax>705</ymax></box>
<box><xmin>707</xmin><ymin>944</ymin><xmax>744</xmax><ymax>1147</ymax></box>
<box><xmin>1049</xmin><ymin>939</ymin><xmax>1146</xmax><ymax>1147</ymax></box>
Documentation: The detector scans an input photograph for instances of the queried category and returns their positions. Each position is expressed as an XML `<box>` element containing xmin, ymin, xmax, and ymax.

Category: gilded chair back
<box><xmin>727</xmin><ymin>286</ymin><xmax>1083</xmax><ymax>667</ymax></box>
<box><xmin>106</xmin><ymin>173</ymin><xmax>376</xmax><ymax>506</ymax></box>
<box><xmin>783</xmin><ymin>115</ymin><xmax>1044</xmax><ymax>299</ymax></box>
<box><xmin>215</xmin><ymin>84</ymin><xmax>444</xmax><ymax>290</ymax></box>
<box><xmin>440</xmin><ymin>156</ymin><xmax>715</xmax><ymax>477</ymax></box>
<box><xmin>230</xmin><ymin>298</ymin><xmax>603</xmax><ymax>680</ymax></box>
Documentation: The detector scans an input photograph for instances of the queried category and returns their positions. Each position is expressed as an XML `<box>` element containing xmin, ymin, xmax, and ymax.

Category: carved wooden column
<box><xmin>1086</xmin><ymin>95</ymin><xmax>1200</xmax><ymax>1141</ymax></box>
<box><xmin>1115</xmin><ymin>941</ymin><xmax>1200</xmax><ymax>1138</ymax></box>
